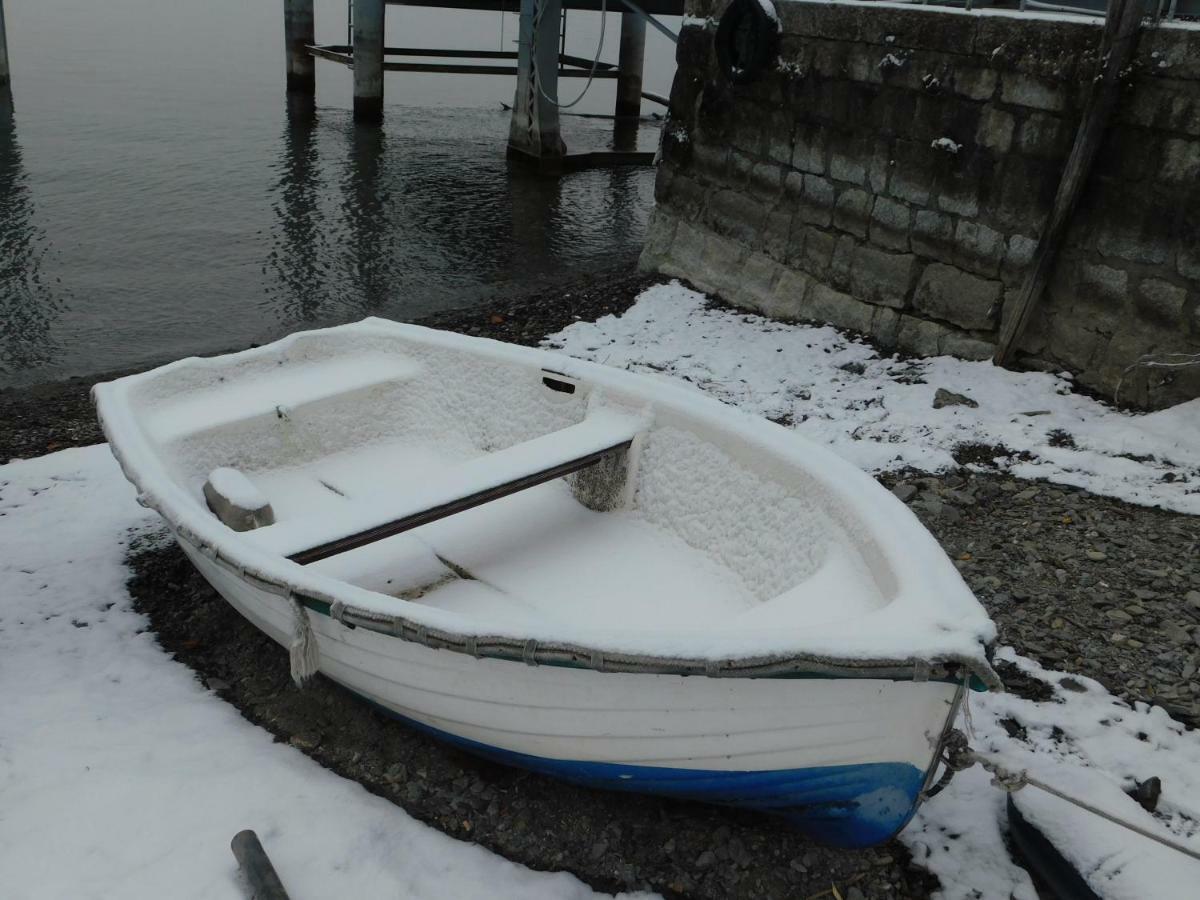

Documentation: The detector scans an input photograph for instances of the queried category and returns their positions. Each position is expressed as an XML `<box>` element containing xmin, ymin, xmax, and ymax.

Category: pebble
<box><xmin>1107</xmin><ymin>609</ymin><xmax>1133</xmax><ymax>623</ymax></box>
<box><xmin>1187</xmin><ymin>590</ymin><xmax>1200</xmax><ymax>610</ymax></box>
<box><xmin>892</xmin><ymin>483</ymin><xmax>917</xmax><ymax>503</ymax></box>
<box><xmin>1085</xmin><ymin>550</ymin><xmax>1107</xmax><ymax>561</ymax></box>
<box><xmin>1163</xmin><ymin>623</ymin><xmax>1194</xmax><ymax>644</ymax></box>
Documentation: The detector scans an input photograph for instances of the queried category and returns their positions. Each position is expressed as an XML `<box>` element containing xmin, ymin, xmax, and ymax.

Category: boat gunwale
<box><xmin>93</xmin><ymin>318</ymin><xmax>1002</xmax><ymax>692</ymax></box>
<box><xmin>190</xmin><ymin>521</ymin><xmax>995</xmax><ymax>689</ymax></box>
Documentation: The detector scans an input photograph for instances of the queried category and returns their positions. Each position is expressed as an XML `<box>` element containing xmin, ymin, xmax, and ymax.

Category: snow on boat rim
<box><xmin>93</xmin><ymin>317</ymin><xmax>999</xmax><ymax>686</ymax></box>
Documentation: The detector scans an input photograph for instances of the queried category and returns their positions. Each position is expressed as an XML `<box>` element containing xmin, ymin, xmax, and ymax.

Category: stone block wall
<box><xmin>640</xmin><ymin>0</ymin><xmax>1200</xmax><ymax>408</ymax></box>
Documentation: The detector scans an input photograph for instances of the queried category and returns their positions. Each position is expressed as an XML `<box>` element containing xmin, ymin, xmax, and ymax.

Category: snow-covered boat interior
<box><xmin>127</xmin><ymin>325</ymin><xmax>895</xmax><ymax>635</ymax></box>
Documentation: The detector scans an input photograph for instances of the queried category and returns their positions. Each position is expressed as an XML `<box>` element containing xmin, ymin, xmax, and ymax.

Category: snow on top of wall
<box><xmin>544</xmin><ymin>282</ymin><xmax>1200</xmax><ymax>515</ymax></box>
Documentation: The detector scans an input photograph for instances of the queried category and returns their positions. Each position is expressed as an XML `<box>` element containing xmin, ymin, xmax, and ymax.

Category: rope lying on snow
<box><xmin>288</xmin><ymin>595</ymin><xmax>320</xmax><ymax>687</ymax></box>
<box><xmin>936</xmin><ymin>729</ymin><xmax>1200</xmax><ymax>863</ymax></box>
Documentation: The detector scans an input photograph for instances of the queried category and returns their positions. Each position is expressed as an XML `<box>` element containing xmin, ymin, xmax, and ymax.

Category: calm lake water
<box><xmin>0</xmin><ymin>0</ymin><xmax>677</xmax><ymax>387</ymax></box>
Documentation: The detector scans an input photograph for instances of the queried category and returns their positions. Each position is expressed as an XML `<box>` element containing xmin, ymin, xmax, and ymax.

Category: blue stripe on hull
<box><xmin>366</xmin><ymin>700</ymin><xmax>926</xmax><ymax>848</ymax></box>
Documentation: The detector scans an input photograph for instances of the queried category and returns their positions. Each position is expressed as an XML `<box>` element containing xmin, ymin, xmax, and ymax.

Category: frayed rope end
<box><xmin>289</xmin><ymin>596</ymin><xmax>320</xmax><ymax>688</ymax></box>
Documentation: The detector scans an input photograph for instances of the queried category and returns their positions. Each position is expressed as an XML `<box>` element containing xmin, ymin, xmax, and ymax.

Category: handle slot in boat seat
<box><xmin>245</xmin><ymin>409</ymin><xmax>643</xmax><ymax>566</ymax></box>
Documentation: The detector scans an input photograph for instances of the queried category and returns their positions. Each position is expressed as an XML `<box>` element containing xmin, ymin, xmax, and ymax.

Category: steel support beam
<box><xmin>0</xmin><ymin>0</ymin><xmax>11</xmax><ymax>94</ymax></box>
<box><xmin>507</xmin><ymin>0</ymin><xmax>566</xmax><ymax>169</ymax></box>
<box><xmin>353</xmin><ymin>0</ymin><xmax>385</xmax><ymax>122</ymax></box>
<box><xmin>615</xmin><ymin>12</ymin><xmax>645</xmax><ymax>118</ymax></box>
<box><xmin>284</xmin><ymin>0</ymin><xmax>316</xmax><ymax>94</ymax></box>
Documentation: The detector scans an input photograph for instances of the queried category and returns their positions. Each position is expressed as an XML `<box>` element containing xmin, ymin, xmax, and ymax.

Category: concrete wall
<box><xmin>640</xmin><ymin>1</ymin><xmax>1200</xmax><ymax>408</ymax></box>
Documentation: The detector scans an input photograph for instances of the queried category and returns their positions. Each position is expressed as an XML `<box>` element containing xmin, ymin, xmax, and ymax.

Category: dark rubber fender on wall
<box><xmin>715</xmin><ymin>0</ymin><xmax>780</xmax><ymax>86</ymax></box>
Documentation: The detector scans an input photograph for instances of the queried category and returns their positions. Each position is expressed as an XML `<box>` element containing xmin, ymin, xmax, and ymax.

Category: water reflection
<box><xmin>263</xmin><ymin>107</ymin><xmax>655</xmax><ymax>332</ymax></box>
<box><xmin>0</xmin><ymin>101</ymin><xmax>67</xmax><ymax>376</ymax></box>
<box><xmin>265</xmin><ymin>96</ymin><xmax>330</xmax><ymax>323</ymax></box>
<box><xmin>339</xmin><ymin>122</ymin><xmax>391</xmax><ymax>314</ymax></box>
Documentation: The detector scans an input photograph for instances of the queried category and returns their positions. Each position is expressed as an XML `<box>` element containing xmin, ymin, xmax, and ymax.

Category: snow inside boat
<box><xmin>94</xmin><ymin>318</ymin><xmax>999</xmax><ymax>847</ymax></box>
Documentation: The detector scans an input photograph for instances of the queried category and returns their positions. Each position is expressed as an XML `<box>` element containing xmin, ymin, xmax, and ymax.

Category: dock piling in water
<box><xmin>352</xmin><ymin>0</ymin><xmax>385</xmax><ymax>122</ymax></box>
<box><xmin>506</xmin><ymin>0</ymin><xmax>565</xmax><ymax>170</ymax></box>
<box><xmin>283</xmin><ymin>0</ymin><xmax>316</xmax><ymax>95</ymax></box>
<box><xmin>0</xmin><ymin>0</ymin><xmax>11</xmax><ymax>97</ymax></box>
<box><xmin>615</xmin><ymin>12</ymin><xmax>646</xmax><ymax>119</ymax></box>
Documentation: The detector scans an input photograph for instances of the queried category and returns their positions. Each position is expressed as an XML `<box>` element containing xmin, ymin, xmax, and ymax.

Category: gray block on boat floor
<box><xmin>204</xmin><ymin>469</ymin><xmax>275</xmax><ymax>532</ymax></box>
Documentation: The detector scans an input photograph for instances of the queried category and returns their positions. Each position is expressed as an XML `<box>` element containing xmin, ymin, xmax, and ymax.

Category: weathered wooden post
<box><xmin>993</xmin><ymin>0</ymin><xmax>1143</xmax><ymax>367</ymax></box>
<box><xmin>507</xmin><ymin>0</ymin><xmax>566</xmax><ymax>170</ymax></box>
<box><xmin>615</xmin><ymin>12</ymin><xmax>646</xmax><ymax>118</ymax></box>
<box><xmin>283</xmin><ymin>0</ymin><xmax>316</xmax><ymax>95</ymax></box>
<box><xmin>0</xmin><ymin>0</ymin><xmax>12</xmax><ymax>99</ymax></box>
<box><xmin>352</xmin><ymin>0</ymin><xmax>385</xmax><ymax>123</ymax></box>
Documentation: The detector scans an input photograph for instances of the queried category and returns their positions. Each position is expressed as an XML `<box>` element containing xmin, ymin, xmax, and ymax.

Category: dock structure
<box><xmin>284</xmin><ymin>0</ymin><xmax>317</xmax><ymax>95</ymax></box>
<box><xmin>1</xmin><ymin>0</ymin><xmax>11</xmax><ymax>98</ymax></box>
<box><xmin>615</xmin><ymin>13</ymin><xmax>646</xmax><ymax>119</ymax></box>
<box><xmin>290</xmin><ymin>0</ymin><xmax>680</xmax><ymax>170</ymax></box>
<box><xmin>352</xmin><ymin>0</ymin><xmax>386</xmax><ymax>123</ymax></box>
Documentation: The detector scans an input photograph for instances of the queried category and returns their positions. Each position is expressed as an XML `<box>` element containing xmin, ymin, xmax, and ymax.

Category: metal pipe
<box><xmin>230</xmin><ymin>830</ymin><xmax>291</xmax><ymax>900</ymax></box>
<box><xmin>353</xmin><ymin>0</ymin><xmax>385</xmax><ymax>122</ymax></box>
<box><xmin>614</xmin><ymin>11</ymin><xmax>646</xmax><ymax>117</ymax></box>
<box><xmin>616</xmin><ymin>0</ymin><xmax>677</xmax><ymax>44</ymax></box>
<box><xmin>284</xmin><ymin>0</ymin><xmax>316</xmax><ymax>94</ymax></box>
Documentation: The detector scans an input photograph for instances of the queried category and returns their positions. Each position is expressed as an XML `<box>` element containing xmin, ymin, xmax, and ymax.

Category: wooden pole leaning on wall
<box><xmin>284</xmin><ymin>0</ymin><xmax>316</xmax><ymax>94</ymax></box>
<box><xmin>992</xmin><ymin>0</ymin><xmax>1144</xmax><ymax>367</ymax></box>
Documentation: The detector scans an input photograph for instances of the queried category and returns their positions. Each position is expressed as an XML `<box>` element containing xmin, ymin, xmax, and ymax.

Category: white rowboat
<box><xmin>95</xmin><ymin>318</ymin><xmax>998</xmax><ymax>847</ymax></box>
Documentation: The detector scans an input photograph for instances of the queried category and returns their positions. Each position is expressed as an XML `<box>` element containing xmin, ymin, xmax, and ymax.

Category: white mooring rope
<box><xmin>939</xmin><ymin>730</ymin><xmax>1200</xmax><ymax>863</ymax></box>
<box><xmin>288</xmin><ymin>595</ymin><xmax>320</xmax><ymax>687</ymax></box>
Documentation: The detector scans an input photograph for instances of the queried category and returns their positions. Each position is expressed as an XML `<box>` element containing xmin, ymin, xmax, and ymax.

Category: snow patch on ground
<box><xmin>0</xmin><ymin>446</ymin><xmax>652</xmax><ymax>900</ymax></box>
<box><xmin>544</xmin><ymin>282</ymin><xmax>1200</xmax><ymax>514</ymax></box>
<box><xmin>905</xmin><ymin>649</ymin><xmax>1200</xmax><ymax>900</ymax></box>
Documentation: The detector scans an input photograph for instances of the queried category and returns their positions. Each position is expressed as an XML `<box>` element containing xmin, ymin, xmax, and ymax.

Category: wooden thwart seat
<box><xmin>244</xmin><ymin>410</ymin><xmax>642</xmax><ymax>566</ymax></box>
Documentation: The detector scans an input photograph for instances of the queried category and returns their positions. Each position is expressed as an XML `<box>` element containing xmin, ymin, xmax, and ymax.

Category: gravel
<box><xmin>880</xmin><ymin>471</ymin><xmax>1200</xmax><ymax>728</ymax></box>
<box><xmin>4</xmin><ymin>263</ymin><xmax>1198</xmax><ymax>897</ymax></box>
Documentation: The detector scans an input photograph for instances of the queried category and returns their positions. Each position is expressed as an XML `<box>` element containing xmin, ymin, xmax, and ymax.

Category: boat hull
<box><xmin>184</xmin><ymin>540</ymin><xmax>960</xmax><ymax>848</ymax></box>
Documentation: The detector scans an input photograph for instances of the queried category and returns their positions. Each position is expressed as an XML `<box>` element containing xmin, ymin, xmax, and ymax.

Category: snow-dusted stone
<box><xmin>932</xmin><ymin>388</ymin><xmax>978</xmax><ymax>410</ymax></box>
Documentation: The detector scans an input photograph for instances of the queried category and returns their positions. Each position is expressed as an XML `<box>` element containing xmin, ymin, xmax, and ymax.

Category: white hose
<box><xmin>532</xmin><ymin>0</ymin><xmax>608</xmax><ymax>110</ymax></box>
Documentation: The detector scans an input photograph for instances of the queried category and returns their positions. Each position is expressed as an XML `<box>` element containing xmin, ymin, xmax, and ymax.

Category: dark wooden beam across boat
<box><xmin>288</xmin><ymin>439</ymin><xmax>632</xmax><ymax>565</ymax></box>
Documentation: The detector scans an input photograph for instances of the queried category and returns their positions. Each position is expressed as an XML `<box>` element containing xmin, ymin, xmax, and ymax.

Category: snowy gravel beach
<box><xmin>3</xmin><ymin>270</ymin><xmax>1198</xmax><ymax>899</ymax></box>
